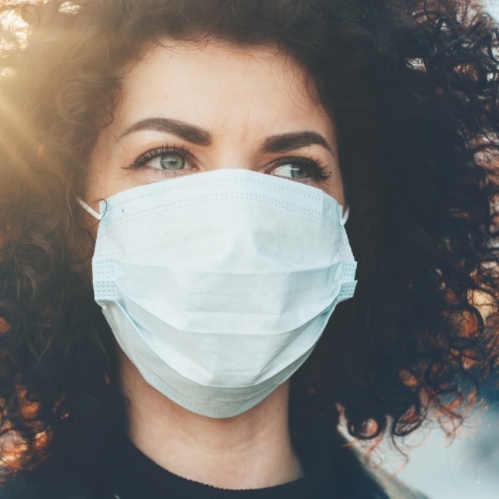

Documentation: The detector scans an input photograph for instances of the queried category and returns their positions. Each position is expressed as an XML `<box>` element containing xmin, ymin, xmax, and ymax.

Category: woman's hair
<box><xmin>0</xmin><ymin>0</ymin><xmax>498</xmax><ymax>472</ymax></box>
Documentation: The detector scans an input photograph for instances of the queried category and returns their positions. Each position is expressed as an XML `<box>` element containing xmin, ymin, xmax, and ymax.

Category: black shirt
<box><xmin>1</xmin><ymin>438</ymin><xmax>390</xmax><ymax>498</ymax></box>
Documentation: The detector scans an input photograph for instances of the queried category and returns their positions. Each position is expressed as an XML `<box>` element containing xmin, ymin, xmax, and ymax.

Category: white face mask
<box><xmin>81</xmin><ymin>169</ymin><xmax>357</xmax><ymax>418</ymax></box>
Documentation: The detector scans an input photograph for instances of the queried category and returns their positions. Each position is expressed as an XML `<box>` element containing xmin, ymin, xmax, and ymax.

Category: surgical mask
<box><xmin>80</xmin><ymin>169</ymin><xmax>357</xmax><ymax>418</ymax></box>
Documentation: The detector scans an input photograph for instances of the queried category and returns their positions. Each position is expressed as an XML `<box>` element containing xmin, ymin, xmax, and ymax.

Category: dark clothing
<box><xmin>0</xmin><ymin>438</ymin><xmax>425</xmax><ymax>498</ymax></box>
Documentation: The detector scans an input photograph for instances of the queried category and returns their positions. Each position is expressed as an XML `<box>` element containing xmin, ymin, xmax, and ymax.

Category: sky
<box><xmin>484</xmin><ymin>0</ymin><xmax>499</xmax><ymax>18</ymax></box>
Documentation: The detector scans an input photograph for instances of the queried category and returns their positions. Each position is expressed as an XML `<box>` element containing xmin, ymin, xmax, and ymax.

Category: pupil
<box><xmin>160</xmin><ymin>154</ymin><xmax>184</xmax><ymax>170</ymax></box>
<box><xmin>290</xmin><ymin>165</ymin><xmax>309</xmax><ymax>179</ymax></box>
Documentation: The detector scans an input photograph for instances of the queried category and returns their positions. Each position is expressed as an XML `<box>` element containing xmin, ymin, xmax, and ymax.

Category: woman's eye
<box><xmin>127</xmin><ymin>147</ymin><xmax>193</xmax><ymax>173</ymax></box>
<box><xmin>273</xmin><ymin>163</ymin><xmax>313</xmax><ymax>180</ymax></box>
<box><xmin>149</xmin><ymin>152</ymin><xmax>186</xmax><ymax>171</ymax></box>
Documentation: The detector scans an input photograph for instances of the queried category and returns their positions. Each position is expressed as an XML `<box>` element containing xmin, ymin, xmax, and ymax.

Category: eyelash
<box><xmin>280</xmin><ymin>156</ymin><xmax>331</xmax><ymax>180</ymax></box>
<box><xmin>127</xmin><ymin>145</ymin><xmax>193</xmax><ymax>169</ymax></box>
<box><xmin>127</xmin><ymin>145</ymin><xmax>331</xmax><ymax>180</ymax></box>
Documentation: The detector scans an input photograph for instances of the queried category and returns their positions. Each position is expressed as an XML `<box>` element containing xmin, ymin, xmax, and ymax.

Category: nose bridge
<box><xmin>208</xmin><ymin>121</ymin><xmax>260</xmax><ymax>171</ymax></box>
<box><xmin>215</xmin><ymin>162</ymin><xmax>250</xmax><ymax>171</ymax></box>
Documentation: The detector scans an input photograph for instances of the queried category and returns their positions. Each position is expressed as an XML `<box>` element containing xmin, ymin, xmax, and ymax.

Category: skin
<box><xmin>86</xmin><ymin>39</ymin><xmax>344</xmax><ymax>490</ymax></box>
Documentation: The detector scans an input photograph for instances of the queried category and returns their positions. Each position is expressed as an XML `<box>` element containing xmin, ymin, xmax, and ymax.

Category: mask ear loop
<box><xmin>77</xmin><ymin>197</ymin><xmax>102</xmax><ymax>221</ymax></box>
<box><xmin>340</xmin><ymin>206</ymin><xmax>349</xmax><ymax>226</ymax></box>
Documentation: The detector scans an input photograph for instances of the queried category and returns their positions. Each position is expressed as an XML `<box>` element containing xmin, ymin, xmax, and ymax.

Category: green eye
<box><xmin>128</xmin><ymin>147</ymin><xmax>192</xmax><ymax>173</ymax></box>
<box><xmin>273</xmin><ymin>164</ymin><xmax>311</xmax><ymax>179</ymax></box>
<box><xmin>157</xmin><ymin>153</ymin><xmax>185</xmax><ymax>170</ymax></box>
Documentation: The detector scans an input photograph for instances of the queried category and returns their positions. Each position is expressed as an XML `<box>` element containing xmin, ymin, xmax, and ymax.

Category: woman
<box><xmin>0</xmin><ymin>0</ymin><xmax>498</xmax><ymax>497</ymax></box>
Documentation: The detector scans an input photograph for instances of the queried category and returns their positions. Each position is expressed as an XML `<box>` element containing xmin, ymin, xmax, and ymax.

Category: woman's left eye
<box><xmin>273</xmin><ymin>163</ymin><xmax>313</xmax><ymax>179</ymax></box>
<box><xmin>271</xmin><ymin>159</ymin><xmax>330</xmax><ymax>181</ymax></box>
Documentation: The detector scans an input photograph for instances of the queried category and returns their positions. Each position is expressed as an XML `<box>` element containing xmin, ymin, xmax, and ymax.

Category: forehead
<box><xmin>114</xmin><ymin>38</ymin><xmax>334</xmax><ymax>138</ymax></box>
<box><xmin>87</xmin><ymin>37</ymin><xmax>343</xmax><ymax>206</ymax></box>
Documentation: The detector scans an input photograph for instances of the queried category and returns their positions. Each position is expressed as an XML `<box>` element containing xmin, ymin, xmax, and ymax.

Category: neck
<box><xmin>121</xmin><ymin>354</ymin><xmax>303</xmax><ymax>489</ymax></box>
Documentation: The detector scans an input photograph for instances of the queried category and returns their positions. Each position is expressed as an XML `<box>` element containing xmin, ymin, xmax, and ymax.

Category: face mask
<box><xmin>80</xmin><ymin>169</ymin><xmax>357</xmax><ymax>418</ymax></box>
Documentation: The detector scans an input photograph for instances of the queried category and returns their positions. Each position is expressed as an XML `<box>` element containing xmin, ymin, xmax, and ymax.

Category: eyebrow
<box><xmin>118</xmin><ymin>118</ymin><xmax>212</xmax><ymax>146</ymax></box>
<box><xmin>119</xmin><ymin>117</ymin><xmax>333</xmax><ymax>154</ymax></box>
<box><xmin>261</xmin><ymin>132</ymin><xmax>333</xmax><ymax>154</ymax></box>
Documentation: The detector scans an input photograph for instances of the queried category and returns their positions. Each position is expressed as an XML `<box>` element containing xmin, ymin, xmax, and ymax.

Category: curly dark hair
<box><xmin>0</xmin><ymin>0</ymin><xmax>498</xmax><ymax>474</ymax></box>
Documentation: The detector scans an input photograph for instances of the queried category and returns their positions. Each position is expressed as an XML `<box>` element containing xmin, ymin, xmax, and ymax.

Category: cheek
<box><xmin>324</xmin><ymin>166</ymin><xmax>345</xmax><ymax>207</ymax></box>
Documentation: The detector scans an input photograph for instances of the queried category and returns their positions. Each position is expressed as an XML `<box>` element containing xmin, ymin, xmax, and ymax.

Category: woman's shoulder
<box><xmin>0</xmin><ymin>475</ymin><xmax>40</xmax><ymax>499</ymax></box>
<box><xmin>0</xmin><ymin>473</ymin><xmax>92</xmax><ymax>499</ymax></box>
<box><xmin>0</xmin><ymin>458</ymin><xmax>112</xmax><ymax>499</ymax></box>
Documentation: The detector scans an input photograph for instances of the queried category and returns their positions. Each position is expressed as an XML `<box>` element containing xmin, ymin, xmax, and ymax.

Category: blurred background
<box><xmin>378</xmin><ymin>382</ymin><xmax>499</xmax><ymax>498</ymax></box>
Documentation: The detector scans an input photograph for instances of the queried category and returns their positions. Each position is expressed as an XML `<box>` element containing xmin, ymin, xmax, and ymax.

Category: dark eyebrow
<box><xmin>119</xmin><ymin>119</ymin><xmax>332</xmax><ymax>155</ymax></box>
<box><xmin>118</xmin><ymin>118</ymin><xmax>212</xmax><ymax>146</ymax></box>
<box><xmin>261</xmin><ymin>131</ymin><xmax>333</xmax><ymax>154</ymax></box>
